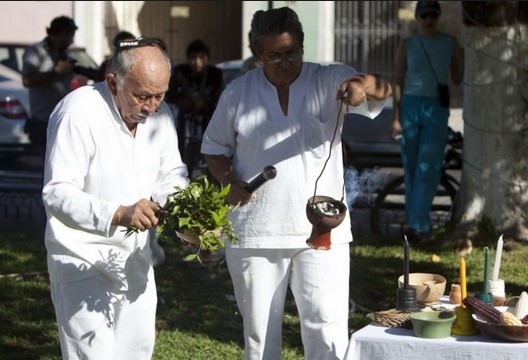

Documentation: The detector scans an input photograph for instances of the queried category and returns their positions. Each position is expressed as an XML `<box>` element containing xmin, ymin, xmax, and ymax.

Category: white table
<box><xmin>345</xmin><ymin>322</ymin><xmax>528</xmax><ymax>360</ymax></box>
<box><xmin>345</xmin><ymin>296</ymin><xmax>528</xmax><ymax>360</ymax></box>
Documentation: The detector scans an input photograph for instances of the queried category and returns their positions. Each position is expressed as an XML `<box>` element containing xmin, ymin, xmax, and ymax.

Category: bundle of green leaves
<box><xmin>157</xmin><ymin>175</ymin><xmax>237</xmax><ymax>262</ymax></box>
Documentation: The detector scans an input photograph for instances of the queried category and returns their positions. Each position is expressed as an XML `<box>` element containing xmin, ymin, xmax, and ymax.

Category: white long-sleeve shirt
<box><xmin>42</xmin><ymin>82</ymin><xmax>188</xmax><ymax>289</ymax></box>
<box><xmin>201</xmin><ymin>62</ymin><xmax>384</xmax><ymax>249</ymax></box>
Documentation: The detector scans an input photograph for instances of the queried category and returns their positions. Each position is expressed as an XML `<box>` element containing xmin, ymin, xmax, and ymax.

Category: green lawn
<box><xmin>1</xmin><ymin>221</ymin><xmax>525</xmax><ymax>359</ymax></box>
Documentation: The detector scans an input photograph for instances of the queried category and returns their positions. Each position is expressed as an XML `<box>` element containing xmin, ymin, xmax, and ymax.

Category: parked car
<box><xmin>215</xmin><ymin>59</ymin><xmax>245</xmax><ymax>86</ymax></box>
<box><xmin>0</xmin><ymin>42</ymin><xmax>100</xmax><ymax>90</ymax></box>
<box><xmin>0</xmin><ymin>63</ymin><xmax>30</xmax><ymax>145</ymax></box>
<box><xmin>0</xmin><ymin>43</ymin><xmax>99</xmax><ymax>147</ymax></box>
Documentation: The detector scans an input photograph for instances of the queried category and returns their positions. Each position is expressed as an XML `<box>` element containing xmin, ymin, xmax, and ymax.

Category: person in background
<box><xmin>97</xmin><ymin>30</ymin><xmax>136</xmax><ymax>81</ymax></box>
<box><xmin>42</xmin><ymin>37</ymin><xmax>189</xmax><ymax>359</ymax></box>
<box><xmin>389</xmin><ymin>0</ymin><xmax>463</xmax><ymax>245</ymax></box>
<box><xmin>201</xmin><ymin>7</ymin><xmax>391</xmax><ymax>360</ymax></box>
<box><xmin>22</xmin><ymin>15</ymin><xmax>78</xmax><ymax>151</ymax></box>
<box><xmin>166</xmin><ymin>39</ymin><xmax>223</xmax><ymax>176</ymax></box>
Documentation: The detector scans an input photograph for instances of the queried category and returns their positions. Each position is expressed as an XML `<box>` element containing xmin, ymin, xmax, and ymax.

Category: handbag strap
<box><xmin>418</xmin><ymin>38</ymin><xmax>441</xmax><ymax>85</ymax></box>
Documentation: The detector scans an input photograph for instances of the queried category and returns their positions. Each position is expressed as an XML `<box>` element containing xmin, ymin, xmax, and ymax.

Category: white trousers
<box><xmin>226</xmin><ymin>244</ymin><xmax>351</xmax><ymax>360</ymax></box>
<box><xmin>50</xmin><ymin>273</ymin><xmax>157</xmax><ymax>360</ymax></box>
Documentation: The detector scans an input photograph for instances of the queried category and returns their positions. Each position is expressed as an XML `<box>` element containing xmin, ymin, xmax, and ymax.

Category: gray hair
<box><xmin>107</xmin><ymin>38</ymin><xmax>171</xmax><ymax>90</ymax></box>
<box><xmin>250</xmin><ymin>7</ymin><xmax>304</xmax><ymax>55</ymax></box>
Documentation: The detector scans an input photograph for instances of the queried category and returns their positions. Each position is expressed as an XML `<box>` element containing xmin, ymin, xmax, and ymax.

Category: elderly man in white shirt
<box><xmin>42</xmin><ymin>37</ymin><xmax>189</xmax><ymax>359</ymax></box>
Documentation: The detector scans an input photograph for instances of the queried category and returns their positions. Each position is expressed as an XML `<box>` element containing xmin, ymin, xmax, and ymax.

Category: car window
<box><xmin>0</xmin><ymin>44</ymin><xmax>98</xmax><ymax>74</ymax></box>
<box><xmin>0</xmin><ymin>47</ymin><xmax>9</xmax><ymax>67</ymax></box>
<box><xmin>68</xmin><ymin>48</ymin><xmax>98</xmax><ymax>69</ymax></box>
<box><xmin>0</xmin><ymin>45</ymin><xmax>25</xmax><ymax>73</ymax></box>
<box><xmin>0</xmin><ymin>63</ymin><xmax>22</xmax><ymax>81</ymax></box>
<box><xmin>222</xmin><ymin>68</ymin><xmax>243</xmax><ymax>86</ymax></box>
<box><xmin>215</xmin><ymin>60</ymin><xmax>244</xmax><ymax>87</ymax></box>
<box><xmin>13</xmin><ymin>47</ymin><xmax>25</xmax><ymax>72</ymax></box>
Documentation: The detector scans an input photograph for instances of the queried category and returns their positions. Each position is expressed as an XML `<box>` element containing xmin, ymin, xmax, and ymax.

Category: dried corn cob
<box><xmin>462</xmin><ymin>296</ymin><xmax>502</xmax><ymax>324</ymax></box>
<box><xmin>501</xmin><ymin>311</ymin><xmax>523</xmax><ymax>325</ymax></box>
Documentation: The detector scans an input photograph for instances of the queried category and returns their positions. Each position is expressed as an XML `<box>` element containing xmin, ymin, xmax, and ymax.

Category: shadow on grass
<box><xmin>2</xmin><ymin>219</ymin><xmax>522</xmax><ymax>359</ymax></box>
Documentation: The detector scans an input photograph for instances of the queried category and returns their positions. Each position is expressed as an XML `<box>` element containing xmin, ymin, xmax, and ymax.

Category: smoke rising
<box><xmin>345</xmin><ymin>166</ymin><xmax>389</xmax><ymax>209</ymax></box>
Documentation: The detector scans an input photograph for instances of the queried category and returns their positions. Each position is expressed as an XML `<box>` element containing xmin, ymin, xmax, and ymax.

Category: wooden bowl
<box><xmin>472</xmin><ymin>314</ymin><xmax>528</xmax><ymax>342</ymax></box>
<box><xmin>398</xmin><ymin>273</ymin><xmax>447</xmax><ymax>304</ymax></box>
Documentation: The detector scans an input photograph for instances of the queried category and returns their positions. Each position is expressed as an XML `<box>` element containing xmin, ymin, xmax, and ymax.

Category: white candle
<box><xmin>491</xmin><ymin>234</ymin><xmax>503</xmax><ymax>281</ymax></box>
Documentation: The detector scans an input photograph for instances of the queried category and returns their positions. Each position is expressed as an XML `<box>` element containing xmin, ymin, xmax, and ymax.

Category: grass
<box><xmin>1</xmin><ymin>220</ymin><xmax>526</xmax><ymax>359</ymax></box>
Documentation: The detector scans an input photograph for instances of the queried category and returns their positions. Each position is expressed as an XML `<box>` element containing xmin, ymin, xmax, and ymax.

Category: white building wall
<box><xmin>240</xmin><ymin>1</ymin><xmax>335</xmax><ymax>62</ymax></box>
<box><xmin>0</xmin><ymin>1</ymin><xmax>73</xmax><ymax>43</ymax></box>
<box><xmin>0</xmin><ymin>1</ymin><xmax>335</xmax><ymax>65</ymax></box>
<box><xmin>73</xmin><ymin>1</ymin><xmax>105</xmax><ymax>64</ymax></box>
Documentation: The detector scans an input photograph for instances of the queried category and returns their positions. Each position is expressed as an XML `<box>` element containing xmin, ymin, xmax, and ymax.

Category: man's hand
<box><xmin>54</xmin><ymin>59</ymin><xmax>75</xmax><ymax>76</ymax></box>
<box><xmin>337</xmin><ymin>74</ymin><xmax>392</xmax><ymax>105</ymax></box>
<box><xmin>336</xmin><ymin>76</ymin><xmax>367</xmax><ymax>107</ymax></box>
<box><xmin>225</xmin><ymin>180</ymin><xmax>254</xmax><ymax>207</ymax></box>
<box><xmin>114</xmin><ymin>199</ymin><xmax>164</xmax><ymax>233</ymax></box>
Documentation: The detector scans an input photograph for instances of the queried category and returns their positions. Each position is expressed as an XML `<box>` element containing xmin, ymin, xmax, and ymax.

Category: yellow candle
<box><xmin>460</xmin><ymin>257</ymin><xmax>467</xmax><ymax>302</ymax></box>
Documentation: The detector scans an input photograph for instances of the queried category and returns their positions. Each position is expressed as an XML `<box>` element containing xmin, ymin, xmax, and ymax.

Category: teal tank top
<box><xmin>403</xmin><ymin>32</ymin><xmax>452</xmax><ymax>97</ymax></box>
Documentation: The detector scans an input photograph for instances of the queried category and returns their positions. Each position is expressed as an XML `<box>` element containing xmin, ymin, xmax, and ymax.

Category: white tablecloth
<box><xmin>345</xmin><ymin>323</ymin><xmax>528</xmax><ymax>360</ymax></box>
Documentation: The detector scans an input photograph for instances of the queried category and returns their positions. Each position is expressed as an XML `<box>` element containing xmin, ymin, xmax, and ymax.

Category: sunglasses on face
<box><xmin>116</xmin><ymin>37</ymin><xmax>168</xmax><ymax>52</ymax></box>
<box><xmin>419</xmin><ymin>12</ymin><xmax>439</xmax><ymax>19</ymax></box>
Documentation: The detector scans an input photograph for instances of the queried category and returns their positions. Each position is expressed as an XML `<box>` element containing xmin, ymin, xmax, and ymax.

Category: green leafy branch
<box><xmin>122</xmin><ymin>175</ymin><xmax>237</xmax><ymax>263</ymax></box>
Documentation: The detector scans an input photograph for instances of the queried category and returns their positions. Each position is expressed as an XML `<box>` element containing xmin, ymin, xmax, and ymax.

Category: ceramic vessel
<box><xmin>451</xmin><ymin>306</ymin><xmax>479</xmax><ymax>335</ymax></box>
<box><xmin>489</xmin><ymin>279</ymin><xmax>506</xmax><ymax>306</ymax></box>
<box><xmin>472</xmin><ymin>314</ymin><xmax>528</xmax><ymax>342</ymax></box>
<box><xmin>305</xmin><ymin>196</ymin><xmax>346</xmax><ymax>250</ymax></box>
<box><xmin>410</xmin><ymin>311</ymin><xmax>457</xmax><ymax>339</ymax></box>
<box><xmin>397</xmin><ymin>273</ymin><xmax>447</xmax><ymax>304</ymax></box>
<box><xmin>449</xmin><ymin>283</ymin><xmax>462</xmax><ymax>305</ymax></box>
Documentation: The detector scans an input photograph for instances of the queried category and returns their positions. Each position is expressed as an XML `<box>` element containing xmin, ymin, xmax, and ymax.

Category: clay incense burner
<box><xmin>305</xmin><ymin>195</ymin><xmax>347</xmax><ymax>250</ymax></box>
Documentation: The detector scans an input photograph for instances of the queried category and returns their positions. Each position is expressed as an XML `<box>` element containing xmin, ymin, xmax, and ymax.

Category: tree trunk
<box><xmin>453</xmin><ymin>2</ymin><xmax>528</xmax><ymax>241</ymax></box>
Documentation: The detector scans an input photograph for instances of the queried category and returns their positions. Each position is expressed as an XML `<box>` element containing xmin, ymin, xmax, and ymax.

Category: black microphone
<box><xmin>245</xmin><ymin>166</ymin><xmax>277</xmax><ymax>193</ymax></box>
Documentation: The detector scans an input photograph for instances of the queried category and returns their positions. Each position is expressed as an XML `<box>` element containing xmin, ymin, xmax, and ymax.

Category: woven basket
<box><xmin>371</xmin><ymin>308</ymin><xmax>413</xmax><ymax>328</ymax></box>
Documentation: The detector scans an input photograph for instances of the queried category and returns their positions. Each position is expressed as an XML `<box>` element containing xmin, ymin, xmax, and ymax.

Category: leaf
<box><xmin>156</xmin><ymin>175</ymin><xmax>237</xmax><ymax>262</ymax></box>
<box><xmin>122</xmin><ymin>227</ymin><xmax>138</xmax><ymax>239</ymax></box>
<box><xmin>184</xmin><ymin>253</ymin><xmax>199</xmax><ymax>262</ymax></box>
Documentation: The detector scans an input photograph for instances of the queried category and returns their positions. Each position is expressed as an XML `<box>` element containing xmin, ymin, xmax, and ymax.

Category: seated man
<box><xmin>166</xmin><ymin>39</ymin><xmax>223</xmax><ymax>176</ymax></box>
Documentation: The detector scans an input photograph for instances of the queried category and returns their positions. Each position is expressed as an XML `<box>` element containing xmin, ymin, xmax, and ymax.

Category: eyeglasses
<box><xmin>263</xmin><ymin>49</ymin><xmax>303</xmax><ymax>64</ymax></box>
<box><xmin>116</xmin><ymin>37</ymin><xmax>168</xmax><ymax>52</ymax></box>
<box><xmin>419</xmin><ymin>12</ymin><xmax>439</xmax><ymax>19</ymax></box>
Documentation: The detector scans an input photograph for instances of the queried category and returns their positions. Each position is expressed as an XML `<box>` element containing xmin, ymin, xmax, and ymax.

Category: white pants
<box><xmin>226</xmin><ymin>244</ymin><xmax>351</xmax><ymax>360</ymax></box>
<box><xmin>50</xmin><ymin>273</ymin><xmax>157</xmax><ymax>360</ymax></box>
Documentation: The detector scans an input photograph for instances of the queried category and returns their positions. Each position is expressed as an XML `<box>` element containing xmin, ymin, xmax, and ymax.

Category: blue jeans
<box><xmin>399</xmin><ymin>95</ymin><xmax>450</xmax><ymax>233</ymax></box>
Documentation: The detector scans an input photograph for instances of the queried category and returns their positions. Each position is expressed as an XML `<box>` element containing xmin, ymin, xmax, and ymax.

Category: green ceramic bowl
<box><xmin>410</xmin><ymin>311</ymin><xmax>456</xmax><ymax>339</ymax></box>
